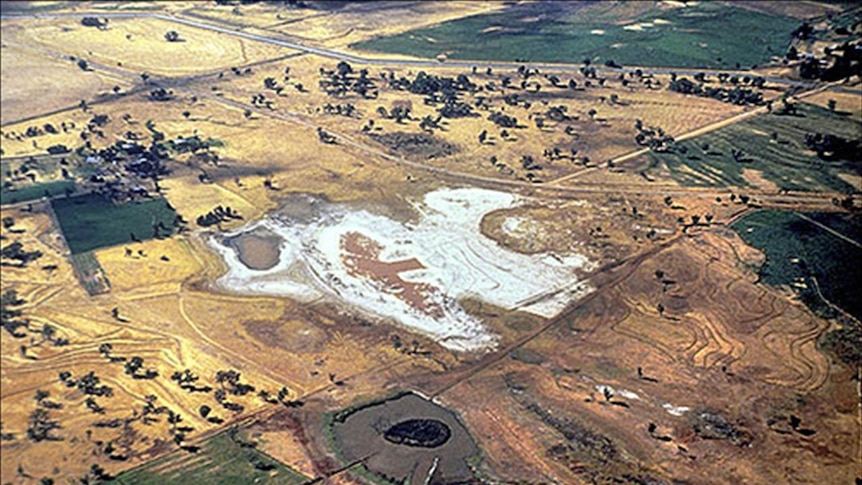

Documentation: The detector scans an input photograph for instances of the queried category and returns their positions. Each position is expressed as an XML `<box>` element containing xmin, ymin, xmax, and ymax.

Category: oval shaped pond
<box><xmin>383</xmin><ymin>418</ymin><xmax>451</xmax><ymax>448</ymax></box>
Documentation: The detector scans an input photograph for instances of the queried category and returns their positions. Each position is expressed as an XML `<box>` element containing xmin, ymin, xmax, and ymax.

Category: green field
<box><xmin>645</xmin><ymin>103</ymin><xmax>861</xmax><ymax>193</ymax></box>
<box><xmin>352</xmin><ymin>2</ymin><xmax>799</xmax><ymax>69</ymax></box>
<box><xmin>1</xmin><ymin>180</ymin><xmax>76</xmax><ymax>205</ymax></box>
<box><xmin>114</xmin><ymin>428</ymin><xmax>308</xmax><ymax>485</ymax></box>
<box><xmin>730</xmin><ymin>210</ymin><xmax>862</xmax><ymax>321</ymax></box>
<box><xmin>51</xmin><ymin>193</ymin><xmax>177</xmax><ymax>254</ymax></box>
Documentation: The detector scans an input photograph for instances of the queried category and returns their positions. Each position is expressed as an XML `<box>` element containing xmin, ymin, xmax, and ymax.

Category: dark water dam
<box><xmin>330</xmin><ymin>392</ymin><xmax>480</xmax><ymax>484</ymax></box>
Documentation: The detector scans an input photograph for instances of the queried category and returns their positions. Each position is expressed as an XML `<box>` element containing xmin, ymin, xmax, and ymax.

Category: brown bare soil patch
<box><xmin>242</xmin><ymin>316</ymin><xmax>328</xmax><ymax>353</ymax></box>
<box><xmin>340</xmin><ymin>231</ymin><xmax>444</xmax><ymax>318</ymax></box>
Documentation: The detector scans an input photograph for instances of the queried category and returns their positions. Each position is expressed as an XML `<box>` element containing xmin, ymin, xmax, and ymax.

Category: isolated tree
<box><xmin>77</xmin><ymin>59</ymin><xmax>89</xmax><ymax>71</ymax></box>
<box><xmin>164</xmin><ymin>31</ymin><xmax>181</xmax><ymax>42</ymax></box>
<box><xmin>827</xmin><ymin>99</ymin><xmax>837</xmax><ymax>112</ymax></box>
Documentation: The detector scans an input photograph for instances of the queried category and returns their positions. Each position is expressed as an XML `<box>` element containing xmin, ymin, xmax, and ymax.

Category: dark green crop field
<box><xmin>51</xmin><ymin>193</ymin><xmax>177</xmax><ymax>254</ymax></box>
<box><xmin>352</xmin><ymin>2</ymin><xmax>799</xmax><ymax>69</ymax></box>
<box><xmin>731</xmin><ymin>210</ymin><xmax>862</xmax><ymax>321</ymax></box>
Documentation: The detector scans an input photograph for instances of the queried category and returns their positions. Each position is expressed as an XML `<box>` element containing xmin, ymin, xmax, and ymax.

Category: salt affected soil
<box><xmin>209</xmin><ymin>188</ymin><xmax>593</xmax><ymax>352</ymax></box>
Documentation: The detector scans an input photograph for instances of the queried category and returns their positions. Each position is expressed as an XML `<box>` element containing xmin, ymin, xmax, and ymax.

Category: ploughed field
<box><xmin>643</xmin><ymin>103</ymin><xmax>862</xmax><ymax>193</ymax></box>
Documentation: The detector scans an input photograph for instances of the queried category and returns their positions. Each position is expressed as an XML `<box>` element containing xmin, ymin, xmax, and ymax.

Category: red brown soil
<box><xmin>340</xmin><ymin>231</ymin><xmax>445</xmax><ymax>318</ymax></box>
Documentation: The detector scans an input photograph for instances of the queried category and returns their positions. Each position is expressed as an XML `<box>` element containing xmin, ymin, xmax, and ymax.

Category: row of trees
<box><xmin>668</xmin><ymin>77</ymin><xmax>764</xmax><ymax>106</ymax></box>
<box><xmin>196</xmin><ymin>205</ymin><xmax>242</xmax><ymax>227</ymax></box>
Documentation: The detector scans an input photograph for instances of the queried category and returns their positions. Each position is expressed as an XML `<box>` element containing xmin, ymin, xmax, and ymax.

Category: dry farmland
<box><xmin>1</xmin><ymin>2</ymin><xmax>860</xmax><ymax>485</ymax></box>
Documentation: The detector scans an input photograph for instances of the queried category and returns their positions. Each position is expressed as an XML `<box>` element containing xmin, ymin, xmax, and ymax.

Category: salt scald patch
<box><xmin>211</xmin><ymin>188</ymin><xmax>593</xmax><ymax>352</ymax></box>
<box><xmin>663</xmin><ymin>403</ymin><xmax>691</xmax><ymax>416</ymax></box>
<box><xmin>595</xmin><ymin>385</ymin><xmax>640</xmax><ymax>401</ymax></box>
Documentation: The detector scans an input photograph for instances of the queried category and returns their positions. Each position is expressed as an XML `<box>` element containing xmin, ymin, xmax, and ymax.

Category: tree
<box><xmin>827</xmin><ymin>99</ymin><xmax>837</xmax><ymax>112</ymax></box>
<box><xmin>77</xmin><ymin>59</ymin><xmax>89</xmax><ymax>71</ymax></box>
<box><xmin>26</xmin><ymin>408</ymin><xmax>61</xmax><ymax>442</ymax></box>
<box><xmin>81</xmin><ymin>17</ymin><xmax>107</xmax><ymax>29</ymax></box>
<box><xmin>336</xmin><ymin>61</ymin><xmax>353</xmax><ymax>77</ymax></box>
<box><xmin>164</xmin><ymin>31</ymin><xmax>181</xmax><ymax>42</ymax></box>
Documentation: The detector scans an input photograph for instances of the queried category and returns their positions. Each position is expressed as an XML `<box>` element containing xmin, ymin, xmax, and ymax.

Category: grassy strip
<box><xmin>114</xmin><ymin>427</ymin><xmax>307</xmax><ymax>485</ymax></box>
<box><xmin>70</xmin><ymin>252</ymin><xmax>111</xmax><ymax>296</ymax></box>
<box><xmin>1</xmin><ymin>180</ymin><xmax>76</xmax><ymax>206</ymax></box>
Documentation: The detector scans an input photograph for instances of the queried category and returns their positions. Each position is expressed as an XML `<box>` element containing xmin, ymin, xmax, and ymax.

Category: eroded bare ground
<box><xmin>0</xmin><ymin>1</ymin><xmax>859</xmax><ymax>484</ymax></box>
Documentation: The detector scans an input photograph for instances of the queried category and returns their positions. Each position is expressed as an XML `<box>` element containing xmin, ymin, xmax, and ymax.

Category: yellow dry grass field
<box><xmin>803</xmin><ymin>88</ymin><xmax>862</xmax><ymax>121</ymax></box>
<box><xmin>196</xmin><ymin>1</ymin><xmax>506</xmax><ymax>48</ymax></box>
<box><xmin>5</xmin><ymin>16</ymin><xmax>293</xmax><ymax>77</ymax></box>
<box><xmin>0</xmin><ymin>42</ymin><xmax>123</xmax><ymax>125</ymax></box>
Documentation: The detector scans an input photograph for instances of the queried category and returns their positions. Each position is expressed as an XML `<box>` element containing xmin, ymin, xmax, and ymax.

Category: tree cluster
<box><xmin>0</xmin><ymin>241</ymin><xmax>43</xmax><ymax>267</ymax></box>
<box><xmin>386</xmin><ymin>70</ymin><xmax>477</xmax><ymax>119</ymax></box>
<box><xmin>488</xmin><ymin>111</ymin><xmax>519</xmax><ymax>128</ymax></box>
<box><xmin>634</xmin><ymin>121</ymin><xmax>675</xmax><ymax>152</ymax></box>
<box><xmin>322</xmin><ymin>102</ymin><xmax>356</xmax><ymax>117</ymax></box>
<box><xmin>804</xmin><ymin>132</ymin><xmax>861</xmax><ymax>161</ymax></box>
<box><xmin>668</xmin><ymin>76</ymin><xmax>764</xmax><ymax>106</ymax></box>
<box><xmin>797</xmin><ymin>41</ymin><xmax>861</xmax><ymax>81</ymax></box>
<box><xmin>196</xmin><ymin>205</ymin><xmax>242</xmax><ymax>227</ymax></box>
<box><xmin>1</xmin><ymin>289</ymin><xmax>28</xmax><ymax>337</ymax></box>
<box><xmin>318</xmin><ymin>61</ymin><xmax>377</xmax><ymax>98</ymax></box>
